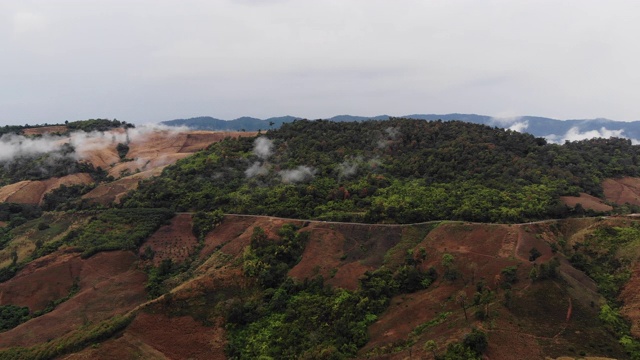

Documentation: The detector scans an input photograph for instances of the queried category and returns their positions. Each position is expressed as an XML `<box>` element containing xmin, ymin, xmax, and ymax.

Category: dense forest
<box><xmin>122</xmin><ymin>118</ymin><xmax>640</xmax><ymax>223</ymax></box>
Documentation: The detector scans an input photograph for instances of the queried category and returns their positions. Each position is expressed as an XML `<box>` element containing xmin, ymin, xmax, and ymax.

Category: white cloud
<box><xmin>337</xmin><ymin>158</ymin><xmax>360</xmax><ymax>179</ymax></box>
<box><xmin>245</xmin><ymin>161</ymin><xmax>270</xmax><ymax>177</ymax></box>
<box><xmin>279</xmin><ymin>165</ymin><xmax>316</xmax><ymax>183</ymax></box>
<box><xmin>68</xmin><ymin>124</ymin><xmax>185</xmax><ymax>160</ymax></box>
<box><xmin>253</xmin><ymin>137</ymin><xmax>274</xmax><ymax>160</ymax></box>
<box><xmin>489</xmin><ymin>116</ymin><xmax>529</xmax><ymax>133</ymax></box>
<box><xmin>490</xmin><ymin>116</ymin><xmax>521</xmax><ymax>127</ymax></box>
<box><xmin>0</xmin><ymin>124</ymin><xmax>188</xmax><ymax>163</ymax></box>
<box><xmin>0</xmin><ymin>133</ymin><xmax>61</xmax><ymax>162</ymax></box>
<box><xmin>385</xmin><ymin>127</ymin><xmax>400</xmax><ymax>139</ymax></box>
<box><xmin>545</xmin><ymin>126</ymin><xmax>640</xmax><ymax>144</ymax></box>
<box><xmin>508</xmin><ymin>121</ymin><xmax>529</xmax><ymax>133</ymax></box>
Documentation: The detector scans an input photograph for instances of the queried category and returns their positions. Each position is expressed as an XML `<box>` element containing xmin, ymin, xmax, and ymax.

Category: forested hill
<box><xmin>123</xmin><ymin>118</ymin><xmax>640</xmax><ymax>223</ymax></box>
<box><xmin>160</xmin><ymin>114</ymin><xmax>640</xmax><ymax>139</ymax></box>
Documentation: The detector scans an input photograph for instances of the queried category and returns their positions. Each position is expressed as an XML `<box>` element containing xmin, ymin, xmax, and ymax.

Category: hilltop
<box><xmin>128</xmin><ymin>118</ymin><xmax>640</xmax><ymax>222</ymax></box>
<box><xmin>1</xmin><ymin>118</ymin><xmax>640</xmax><ymax>359</ymax></box>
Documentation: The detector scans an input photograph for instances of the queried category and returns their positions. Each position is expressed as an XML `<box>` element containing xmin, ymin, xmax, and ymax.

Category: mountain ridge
<box><xmin>161</xmin><ymin>113</ymin><xmax>640</xmax><ymax>139</ymax></box>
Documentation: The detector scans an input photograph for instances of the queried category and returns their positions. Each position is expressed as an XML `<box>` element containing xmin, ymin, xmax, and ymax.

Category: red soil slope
<box><xmin>192</xmin><ymin>217</ymin><xmax>626</xmax><ymax>359</ymax></box>
<box><xmin>82</xmin><ymin>130</ymin><xmax>256</xmax><ymax>205</ymax></box>
<box><xmin>361</xmin><ymin>221</ymin><xmax>623</xmax><ymax>359</ymax></box>
<box><xmin>0</xmin><ymin>129</ymin><xmax>257</xmax><ymax>206</ymax></box>
<box><xmin>139</xmin><ymin>214</ymin><xmax>198</xmax><ymax>266</ymax></box>
<box><xmin>620</xmin><ymin>262</ymin><xmax>640</xmax><ymax>337</ymax></box>
<box><xmin>82</xmin><ymin>167</ymin><xmax>164</xmax><ymax>205</ymax></box>
<box><xmin>1</xmin><ymin>215</ymin><xmax>633</xmax><ymax>359</ymax></box>
<box><xmin>0</xmin><ymin>173</ymin><xmax>93</xmax><ymax>205</ymax></box>
<box><xmin>21</xmin><ymin>126</ymin><xmax>68</xmax><ymax>136</ymax></box>
<box><xmin>560</xmin><ymin>192</ymin><xmax>613</xmax><ymax>212</ymax></box>
<box><xmin>603</xmin><ymin>177</ymin><xmax>640</xmax><ymax>206</ymax></box>
<box><xmin>0</xmin><ymin>250</ymin><xmax>147</xmax><ymax>349</ymax></box>
<box><xmin>201</xmin><ymin>215</ymin><xmax>305</xmax><ymax>260</ymax></box>
<box><xmin>62</xmin><ymin>313</ymin><xmax>226</xmax><ymax>360</ymax></box>
<box><xmin>289</xmin><ymin>222</ymin><xmax>403</xmax><ymax>290</ymax></box>
<box><xmin>95</xmin><ymin>130</ymin><xmax>256</xmax><ymax>178</ymax></box>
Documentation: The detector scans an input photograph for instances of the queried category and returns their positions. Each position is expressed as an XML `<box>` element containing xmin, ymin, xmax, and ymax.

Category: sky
<box><xmin>2</xmin><ymin>0</ymin><xmax>640</xmax><ymax>125</ymax></box>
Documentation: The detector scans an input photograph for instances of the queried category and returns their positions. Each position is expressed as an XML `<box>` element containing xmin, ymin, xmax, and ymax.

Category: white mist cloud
<box><xmin>508</xmin><ymin>120</ymin><xmax>529</xmax><ymax>133</ymax></box>
<box><xmin>544</xmin><ymin>126</ymin><xmax>640</xmax><ymax>144</ymax></box>
<box><xmin>490</xmin><ymin>116</ymin><xmax>529</xmax><ymax>133</ymax></box>
<box><xmin>0</xmin><ymin>124</ymin><xmax>189</xmax><ymax>164</ymax></box>
<box><xmin>253</xmin><ymin>136</ymin><xmax>274</xmax><ymax>160</ymax></box>
<box><xmin>245</xmin><ymin>161</ymin><xmax>270</xmax><ymax>177</ymax></box>
<box><xmin>244</xmin><ymin>136</ymin><xmax>275</xmax><ymax>177</ymax></box>
<box><xmin>385</xmin><ymin>126</ymin><xmax>400</xmax><ymax>139</ymax></box>
<box><xmin>377</xmin><ymin>126</ymin><xmax>401</xmax><ymax>149</ymax></box>
<box><xmin>68</xmin><ymin>124</ymin><xmax>186</xmax><ymax>160</ymax></box>
<box><xmin>490</xmin><ymin>116</ymin><xmax>521</xmax><ymax>126</ymax></box>
<box><xmin>337</xmin><ymin>157</ymin><xmax>362</xmax><ymax>179</ymax></box>
<box><xmin>0</xmin><ymin>133</ymin><xmax>62</xmax><ymax>161</ymax></box>
<box><xmin>68</xmin><ymin>131</ymin><xmax>124</xmax><ymax>159</ymax></box>
<box><xmin>279</xmin><ymin>165</ymin><xmax>316</xmax><ymax>183</ymax></box>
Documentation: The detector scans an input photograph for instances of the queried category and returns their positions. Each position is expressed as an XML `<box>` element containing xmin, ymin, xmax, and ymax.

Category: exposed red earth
<box><xmin>0</xmin><ymin>174</ymin><xmax>93</xmax><ymax>205</ymax></box>
<box><xmin>94</xmin><ymin>130</ymin><xmax>257</xmax><ymax>179</ymax></box>
<box><xmin>82</xmin><ymin>167</ymin><xmax>164</xmax><ymax>205</ymax></box>
<box><xmin>139</xmin><ymin>214</ymin><xmax>199</xmax><ymax>266</ymax></box>
<box><xmin>560</xmin><ymin>192</ymin><xmax>614</xmax><ymax>212</ymax></box>
<box><xmin>82</xmin><ymin>130</ymin><xmax>257</xmax><ymax>204</ymax></box>
<box><xmin>0</xmin><ymin>129</ymin><xmax>257</xmax><ymax>206</ymax></box>
<box><xmin>0</xmin><ymin>214</ymin><xmax>635</xmax><ymax>359</ymax></box>
<box><xmin>21</xmin><ymin>126</ymin><xmax>68</xmax><ymax>136</ymax></box>
<box><xmin>0</xmin><ymin>250</ymin><xmax>147</xmax><ymax>348</ymax></box>
<box><xmin>603</xmin><ymin>177</ymin><xmax>640</xmax><ymax>206</ymax></box>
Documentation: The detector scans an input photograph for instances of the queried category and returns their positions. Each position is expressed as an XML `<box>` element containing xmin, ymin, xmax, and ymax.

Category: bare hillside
<box><xmin>0</xmin><ymin>215</ymin><xmax>631</xmax><ymax>359</ymax></box>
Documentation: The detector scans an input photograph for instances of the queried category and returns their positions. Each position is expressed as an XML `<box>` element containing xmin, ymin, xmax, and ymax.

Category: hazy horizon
<box><xmin>3</xmin><ymin>1</ymin><xmax>640</xmax><ymax>125</ymax></box>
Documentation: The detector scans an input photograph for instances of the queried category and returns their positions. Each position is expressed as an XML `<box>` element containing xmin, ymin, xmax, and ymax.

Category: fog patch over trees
<box><xmin>253</xmin><ymin>136</ymin><xmax>274</xmax><ymax>160</ymax></box>
<box><xmin>279</xmin><ymin>165</ymin><xmax>316</xmax><ymax>184</ymax></box>
<box><xmin>0</xmin><ymin>124</ymin><xmax>187</xmax><ymax>163</ymax></box>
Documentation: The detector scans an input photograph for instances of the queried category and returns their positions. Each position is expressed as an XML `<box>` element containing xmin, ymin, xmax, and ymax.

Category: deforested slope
<box><xmin>0</xmin><ymin>215</ymin><xmax>631</xmax><ymax>359</ymax></box>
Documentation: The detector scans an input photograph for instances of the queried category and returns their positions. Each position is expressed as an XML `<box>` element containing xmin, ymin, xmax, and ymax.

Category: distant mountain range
<box><xmin>161</xmin><ymin>114</ymin><xmax>640</xmax><ymax>140</ymax></box>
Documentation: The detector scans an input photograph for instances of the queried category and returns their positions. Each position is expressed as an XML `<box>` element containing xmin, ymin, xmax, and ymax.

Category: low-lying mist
<box><xmin>0</xmin><ymin>124</ymin><xmax>187</xmax><ymax>164</ymax></box>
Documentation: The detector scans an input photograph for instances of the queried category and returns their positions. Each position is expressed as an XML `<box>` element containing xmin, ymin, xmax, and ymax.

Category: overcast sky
<box><xmin>2</xmin><ymin>0</ymin><xmax>640</xmax><ymax>125</ymax></box>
